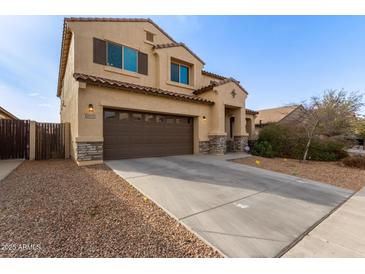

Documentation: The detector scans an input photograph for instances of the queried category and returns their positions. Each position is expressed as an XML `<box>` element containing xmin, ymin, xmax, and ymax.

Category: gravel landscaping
<box><xmin>233</xmin><ymin>156</ymin><xmax>365</xmax><ymax>191</ymax></box>
<box><xmin>0</xmin><ymin>160</ymin><xmax>221</xmax><ymax>258</ymax></box>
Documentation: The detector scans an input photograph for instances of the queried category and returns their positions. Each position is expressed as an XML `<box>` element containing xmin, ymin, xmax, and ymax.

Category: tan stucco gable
<box><xmin>153</xmin><ymin>42</ymin><xmax>205</xmax><ymax>65</ymax></box>
<box><xmin>57</xmin><ymin>17</ymin><xmax>178</xmax><ymax>97</ymax></box>
<box><xmin>194</xmin><ymin>78</ymin><xmax>248</xmax><ymax>97</ymax></box>
<box><xmin>255</xmin><ymin>105</ymin><xmax>302</xmax><ymax>126</ymax></box>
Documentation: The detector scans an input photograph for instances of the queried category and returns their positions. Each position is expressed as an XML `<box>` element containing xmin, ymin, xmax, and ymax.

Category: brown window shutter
<box><xmin>93</xmin><ymin>38</ymin><xmax>106</xmax><ymax>65</ymax></box>
<box><xmin>138</xmin><ymin>52</ymin><xmax>148</xmax><ymax>75</ymax></box>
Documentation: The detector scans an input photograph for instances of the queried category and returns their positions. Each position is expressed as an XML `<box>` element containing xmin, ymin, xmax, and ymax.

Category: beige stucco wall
<box><xmin>67</xmin><ymin>21</ymin><xmax>211</xmax><ymax>95</ymax></box>
<box><xmin>60</xmin><ymin>34</ymin><xmax>79</xmax><ymax>159</ymax></box>
<box><xmin>154</xmin><ymin>46</ymin><xmax>204</xmax><ymax>93</ymax></box>
<box><xmin>201</xmin><ymin>74</ymin><xmax>222</xmax><ymax>86</ymax></box>
<box><xmin>197</xmin><ymin>81</ymin><xmax>248</xmax><ymax>136</ymax></box>
<box><xmin>77</xmin><ymin>84</ymin><xmax>211</xmax><ymax>153</ymax></box>
<box><xmin>245</xmin><ymin>113</ymin><xmax>257</xmax><ymax>140</ymax></box>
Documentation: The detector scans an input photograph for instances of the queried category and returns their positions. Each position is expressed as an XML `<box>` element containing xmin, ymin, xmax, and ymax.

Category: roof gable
<box><xmin>255</xmin><ymin>105</ymin><xmax>300</xmax><ymax>125</ymax></box>
<box><xmin>57</xmin><ymin>17</ymin><xmax>178</xmax><ymax>97</ymax></box>
<box><xmin>194</xmin><ymin>78</ymin><xmax>248</xmax><ymax>95</ymax></box>
<box><xmin>0</xmin><ymin>106</ymin><xmax>18</xmax><ymax>119</ymax></box>
<box><xmin>154</xmin><ymin>42</ymin><xmax>205</xmax><ymax>65</ymax></box>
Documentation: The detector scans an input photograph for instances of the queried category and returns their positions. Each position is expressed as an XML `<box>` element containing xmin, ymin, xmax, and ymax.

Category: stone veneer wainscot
<box><xmin>77</xmin><ymin>142</ymin><xmax>103</xmax><ymax>161</ymax></box>
<box><xmin>208</xmin><ymin>135</ymin><xmax>227</xmax><ymax>155</ymax></box>
<box><xmin>233</xmin><ymin>136</ymin><xmax>248</xmax><ymax>152</ymax></box>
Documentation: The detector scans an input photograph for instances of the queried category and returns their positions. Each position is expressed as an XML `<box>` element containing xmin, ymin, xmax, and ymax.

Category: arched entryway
<box><xmin>246</xmin><ymin>118</ymin><xmax>252</xmax><ymax>137</ymax></box>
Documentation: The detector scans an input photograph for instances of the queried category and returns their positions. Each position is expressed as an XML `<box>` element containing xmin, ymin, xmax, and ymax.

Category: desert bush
<box><xmin>255</xmin><ymin>124</ymin><xmax>304</xmax><ymax>158</ymax></box>
<box><xmin>254</xmin><ymin>124</ymin><xmax>347</xmax><ymax>161</ymax></box>
<box><xmin>342</xmin><ymin>156</ymin><xmax>365</xmax><ymax>169</ymax></box>
<box><xmin>251</xmin><ymin>141</ymin><xmax>275</xmax><ymax>158</ymax></box>
<box><xmin>306</xmin><ymin>140</ymin><xmax>348</xmax><ymax>161</ymax></box>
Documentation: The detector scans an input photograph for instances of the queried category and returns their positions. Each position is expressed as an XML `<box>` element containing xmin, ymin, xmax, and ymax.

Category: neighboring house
<box><xmin>255</xmin><ymin>105</ymin><xmax>305</xmax><ymax>134</ymax></box>
<box><xmin>0</xmin><ymin>106</ymin><xmax>18</xmax><ymax>120</ymax></box>
<box><xmin>58</xmin><ymin>17</ymin><xmax>255</xmax><ymax>165</ymax></box>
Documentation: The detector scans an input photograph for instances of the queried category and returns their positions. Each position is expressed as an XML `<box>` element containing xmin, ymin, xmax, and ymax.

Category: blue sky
<box><xmin>0</xmin><ymin>16</ymin><xmax>364</xmax><ymax>122</ymax></box>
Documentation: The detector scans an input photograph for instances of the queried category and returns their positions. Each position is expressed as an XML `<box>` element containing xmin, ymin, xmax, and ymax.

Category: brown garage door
<box><xmin>103</xmin><ymin>109</ymin><xmax>193</xmax><ymax>160</ymax></box>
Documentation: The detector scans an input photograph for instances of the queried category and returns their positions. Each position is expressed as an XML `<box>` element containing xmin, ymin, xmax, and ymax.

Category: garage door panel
<box><xmin>104</xmin><ymin>145</ymin><xmax>191</xmax><ymax>159</ymax></box>
<box><xmin>103</xmin><ymin>109</ymin><xmax>193</xmax><ymax>160</ymax></box>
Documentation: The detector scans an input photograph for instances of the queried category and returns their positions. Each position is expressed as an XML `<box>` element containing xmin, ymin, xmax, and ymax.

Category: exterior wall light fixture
<box><xmin>202</xmin><ymin>116</ymin><xmax>207</xmax><ymax>120</ymax></box>
<box><xmin>88</xmin><ymin>104</ymin><xmax>94</xmax><ymax>113</ymax></box>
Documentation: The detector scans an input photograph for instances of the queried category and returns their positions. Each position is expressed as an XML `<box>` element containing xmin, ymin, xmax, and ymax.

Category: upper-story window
<box><xmin>124</xmin><ymin>46</ymin><xmax>138</xmax><ymax>72</ymax></box>
<box><xmin>93</xmin><ymin>38</ymin><xmax>148</xmax><ymax>75</ymax></box>
<box><xmin>107</xmin><ymin>42</ymin><xmax>122</xmax><ymax>69</ymax></box>
<box><xmin>171</xmin><ymin>62</ymin><xmax>189</xmax><ymax>85</ymax></box>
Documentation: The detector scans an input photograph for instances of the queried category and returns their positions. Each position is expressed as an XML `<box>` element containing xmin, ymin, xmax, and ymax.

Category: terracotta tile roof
<box><xmin>57</xmin><ymin>17</ymin><xmax>178</xmax><ymax>97</ymax></box>
<box><xmin>194</xmin><ymin>78</ymin><xmax>248</xmax><ymax>95</ymax></box>
<box><xmin>64</xmin><ymin>17</ymin><xmax>177</xmax><ymax>43</ymax></box>
<box><xmin>255</xmin><ymin>105</ymin><xmax>300</xmax><ymax>125</ymax></box>
<box><xmin>246</xmin><ymin>108</ymin><xmax>259</xmax><ymax>115</ymax></box>
<box><xmin>153</xmin><ymin>42</ymin><xmax>205</xmax><ymax>65</ymax></box>
<box><xmin>73</xmin><ymin>73</ymin><xmax>214</xmax><ymax>105</ymax></box>
<box><xmin>201</xmin><ymin>70</ymin><xmax>226</xmax><ymax>80</ymax></box>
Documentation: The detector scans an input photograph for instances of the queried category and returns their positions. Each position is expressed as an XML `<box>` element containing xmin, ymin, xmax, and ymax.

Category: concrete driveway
<box><xmin>0</xmin><ymin>159</ymin><xmax>23</xmax><ymax>181</ymax></box>
<box><xmin>106</xmin><ymin>154</ymin><xmax>353</xmax><ymax>257</ymax></box>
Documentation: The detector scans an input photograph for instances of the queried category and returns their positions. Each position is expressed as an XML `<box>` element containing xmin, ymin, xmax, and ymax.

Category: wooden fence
<box><xmin>35</xmin><ymin>123</ymin><xmax>66</xmax><ymax>160</ymax></box>
<box><xmin>0</xmin><ymin>120</ymin><xmax>69</xmax><ymax>160</ymax></box>
<box><xmin>0</xmin><ymin>119</ymin><xmax>30</xmax><ymax>160</ymax></box>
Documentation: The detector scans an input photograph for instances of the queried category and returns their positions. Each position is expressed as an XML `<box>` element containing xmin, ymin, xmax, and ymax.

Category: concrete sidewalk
<box><xmin>0</xmin><ymin>159</ymin><xmax>23</xmax><ymax>181</ymax></box>
<box><xmin>284</xmin><ymin>187</ymin><xmax>365</xmax><ymax>257</ymax></box>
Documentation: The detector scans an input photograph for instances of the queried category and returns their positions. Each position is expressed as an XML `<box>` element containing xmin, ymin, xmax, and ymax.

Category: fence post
<box><xmin>29</xmin><ymin>121</ymin><xmax>36</xmax><ymax>160</ymax></box>
<box><xmin>64</xmin><ymin>122</ymin><xmax>70</xmax><ymax>159</ymax></box>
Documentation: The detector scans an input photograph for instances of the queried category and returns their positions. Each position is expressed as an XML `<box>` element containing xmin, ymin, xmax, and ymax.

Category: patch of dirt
<box><xmin>0</xmin><ymin>160</ymin><xmax>221</xmax><ymax>258</ymax></box>
<box><xmin>233</xmin><ymin>156</ymin><xmax>365</xmax><ymax>191</ymax></box>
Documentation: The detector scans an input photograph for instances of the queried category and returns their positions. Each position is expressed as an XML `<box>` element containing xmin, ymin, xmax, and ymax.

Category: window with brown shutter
<box><xmin>93</xmin><ymin>38</ymin><xmax>106</xmax><ymax>65</ymax></box>
<box><xmin>138</xmin><ymin>52</ymin><xmax>148</xmax><ymax>75</ymax></box>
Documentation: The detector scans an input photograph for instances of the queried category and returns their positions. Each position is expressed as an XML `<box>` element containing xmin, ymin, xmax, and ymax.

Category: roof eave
<box><xmin>73</xmin><ymin>73</ymin><xmax>214</xmax><ymax>106</ymax></box>
<box><xmin>153</xmin><ymin>43</ymin><xmax>205</xmax><ymax>65</ymax></box>
<box><xmin>0</xmin><ymin>106</ymin><xmax>18</xmax><ymax>120</ymax></box>
<box><xmin>56</xmin><ymin>19</ymin><xmax>72</xmax><ymax>97</ymax></box>
<box><xmin>194</xmin><ymin>78</ymin><xmax>248</xmax><ymax>96</ymax></box>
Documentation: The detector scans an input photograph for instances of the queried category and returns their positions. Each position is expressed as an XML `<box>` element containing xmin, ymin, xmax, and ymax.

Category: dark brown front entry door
<box><xmin>103</xmin><ymin>109</ymin><xmax>193</xmax><ymax>160</ymax></box>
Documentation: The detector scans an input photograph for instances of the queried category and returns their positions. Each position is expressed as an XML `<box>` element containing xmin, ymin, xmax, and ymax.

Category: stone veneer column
<box><xmin>208</xmin><ymin>134</ymin><xmax>227</xmax><ymax>155</ymax></box>
<box><xmin>199</xmin><ymin>141</ymin><xmax>210</xmax><ymax>154</ymax></box>
<box><xmin>233</xmin><ymin>135</ymin><xmax>248</xmax><ymax>152</ymax></box>
<box><xmin>76</xmin><ymin>142</ymin><xmax>103</xmax><ymax>161</ymax></box>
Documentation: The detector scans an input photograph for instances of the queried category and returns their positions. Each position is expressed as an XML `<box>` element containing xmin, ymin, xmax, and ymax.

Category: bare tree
<box><xmin>293</xmin><ymin>89</ymin><xmax>364</xmax><ymax>161</ymax></box>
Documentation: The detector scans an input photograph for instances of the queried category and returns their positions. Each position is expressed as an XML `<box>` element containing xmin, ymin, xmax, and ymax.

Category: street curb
<box><xmin>275</xmin><ymin>188</ymin><xmax>358</xmax><ymax>258</ymax></box>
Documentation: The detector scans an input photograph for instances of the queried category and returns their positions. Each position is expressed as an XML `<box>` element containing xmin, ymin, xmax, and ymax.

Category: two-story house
<box><xmin>58</xmin><ymin>18</ymin><xmax>257</xmax><ymax>165</ymax></box>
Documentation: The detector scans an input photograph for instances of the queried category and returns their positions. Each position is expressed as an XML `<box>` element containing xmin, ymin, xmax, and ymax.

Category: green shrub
<box><xmin>306</xmin><ymin>140</ymin><xmax>348</xmax><ymax>161</ymax></box>
<box><xmin>251</xmin><ymin>140</ymin><xmax>275</xmax><ymax>158</ymax></box>
<box><xmin>342</xmin><ymin>156</ymin><xmax>365</xmax><ymax>169</ymax></box>
<box><xmin>256</xmin><ymin>124</ymin><xmax>303</xmax><ymax>158</ymax></box>
<box><xmin>254</xmin><ymin>124</ymin><xmax>347</xmax><ymax>161</ymax></box>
